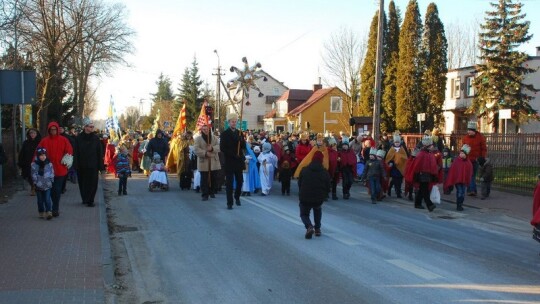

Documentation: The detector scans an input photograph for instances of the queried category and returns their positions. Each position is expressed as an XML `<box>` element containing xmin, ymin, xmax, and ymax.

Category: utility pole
<box><xmin>372</xmin><ymin>0</ymin><xmax>384</xmax><ymax>141</ymax></box>
<box><xmin>213</xmin><ymin>50</ymin><xmax>225</xmax><ymax>131</ymax></box>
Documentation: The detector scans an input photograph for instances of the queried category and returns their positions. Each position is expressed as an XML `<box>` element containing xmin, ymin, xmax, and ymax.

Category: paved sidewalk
<box><xmin>0</xmin><ymin>177</ymin><xmax>112</xmax><ymax>304</ymax></box>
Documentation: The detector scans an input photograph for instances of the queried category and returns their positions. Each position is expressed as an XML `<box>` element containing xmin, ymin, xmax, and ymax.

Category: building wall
<box><xmin>443</xmin><ymin>57</ymin><xmax>540</xmax><ymax>133</ymax></box>
<box><xmin>289</xmin><ymin>88</ymin><xmax>350</xmax><ymax>134</ymax></box>
<box><xmin>226</xmin><ymin>71</ymin><xmax>287</xmax><ymax>130</ymax></box>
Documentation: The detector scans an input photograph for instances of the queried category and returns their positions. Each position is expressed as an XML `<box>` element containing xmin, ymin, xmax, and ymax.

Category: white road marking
<box><xmin>386</xmin><ymin>259</ymin><xmax>442</xmax><ymax>280</ymax></box>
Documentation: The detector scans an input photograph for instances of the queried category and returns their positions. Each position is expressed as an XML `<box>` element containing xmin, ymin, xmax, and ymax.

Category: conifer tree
<box><xmin>149</xmin><ymin>73</ymin><xmax>174</xmax><ymax>130</ymax></box>
<box><xmin>178</xmin><ymin>57</ymin><xmax>203</xmax><ymax>131</ymax></box>
<box><xmin>420</xmin><ymin>3</ymin><xmax>448</xmax><ymax>131</ymax></box>
<box><xmin>395</xmin><ymin>0</ymin><xmax>423</xmax><ymax>132</ymax></box>
<box><xmin>472</xmin><ymin>0</ymin><xmax>538</xmax><ymax>130</ymax></box>
<box><xmin>381</xmin><ymin>1</ymin><xmax>400</xmax><ymax>133</ymax></box>
<box><xmin>358</xmin><ymin>12</ymin><xmax>383</xmax><ymax>116</ymax></box>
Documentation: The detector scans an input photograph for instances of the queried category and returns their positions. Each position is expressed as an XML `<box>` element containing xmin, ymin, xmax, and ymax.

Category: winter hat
<box><xmin>36</xmin><ymin>147</ymin><xmax>47</xmax><ymax>156</ymax></box>
<box><xmin>153</xmin><ymin>152</ymin><xmax>161</xmax><ymax>161</ymax></box>
<box><xmin>369</xmin><ymin>148</ymin><xmax>378</xmax><ymax>156</ymax></box>
<box><xmin>226</xmin><ymin>112</ymin><xmax>238</xmax><ymax>121</ymax></box>
<box><xmin>82</xmin><ymin>117</ymin><xmax>93</xmax><ymax>126</ymax></box>
<box><xmin>253</xmin><ymin>146</ymin><xmax>261</xmax><ymax>153</ymax></box>
<box><xmin>312</xmin><ymin>151</ymin><xmax>324</xmax><ymax>163</ymax></box>
<box><xmin>467</xmin><ymin>120</ymin><xmax>477</xmax><ymax>131</ymax></box>
<box><xmin>262</xmin><ymin>142</ymin><xmax>272</xmax><ymax>153</ymax></box>
<box><xmin>460</xmin><ymin>144</ymin><xmax>471</xmax><ymax>155</ymax></box>
<box><xmin>342</xmin><ymin>140</ymin><xmax>350</xmax><ymax>147</ymax></box>
<box><xmin>421</xmin><ymin>135</ymin><xmax>433</xmax><ymax>147</ymax></box>
<box><xmin>376</xmin><ymin>149</ymin><xmax>386</xmax><ymax>159</ymax></box>
<box><xmin>327</xmin><ymin>137</ymin><xmax>337</xmax><ymax>146</ymax></box>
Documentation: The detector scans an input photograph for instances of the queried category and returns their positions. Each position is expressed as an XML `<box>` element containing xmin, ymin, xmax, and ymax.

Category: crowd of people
<box><xmin>10</xmin><ymin>114</ymin><xmax>501</xmax><ymax>239</ymax></box>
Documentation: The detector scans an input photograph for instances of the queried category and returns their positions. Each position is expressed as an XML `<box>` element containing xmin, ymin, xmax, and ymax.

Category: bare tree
<box><xmin>69</xmin><ymin>1</ymin><xmax>134</xmax><ymax>118</ymax></box>
<box><xmin>321</xmin><ymin>26</ymin><xmax>368</xmax><ymax>119</ymax></box>
<box><xmin>446</xmin><ymin>19</ymin><xmax>480</xmax><ymax>69</ymax></box>
<box><xmin>124</xmin><ymin>106</ymin><xmax>140</xmax><ymax>130</ymax></box>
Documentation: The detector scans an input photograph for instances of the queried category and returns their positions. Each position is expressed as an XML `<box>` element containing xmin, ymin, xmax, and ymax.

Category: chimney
<box><xmin>313</xmin><ymin>77</ymin><xmax>322</xmax><ymax>92</ymax></box>
<box><xmin>537</xmin><ymin>46</ymin><xmax>540</xmax><ymax>56</ymax></box>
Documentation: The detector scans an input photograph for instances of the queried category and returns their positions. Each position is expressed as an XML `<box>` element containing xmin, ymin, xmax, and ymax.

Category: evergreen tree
<box><xmin>472</xmin><ymin>0</ymin><xmax>538</xmax><ymax>131</ymax></box>
<box><xmin>149</xmin><ymin>73</ymin><xmax>174</xmax><ymax>130</ymax></box>
<box><xmin>358</xmin><ymin>13</ymin><xmax>382</xmax><ymax>116</ymax></box>
<box><xmin>381</xmin><ymin>1</ymin><xmax>400</xmax><ymax>133</ymax></box>
<box><xmin>178</xmin><ymin>57</ymin><xmax>203</xmax><ymax>131</ymax></box>
<box><xmin>420</xmin><ymin>3</ymin><xmax>448</xmax><ymax>131</ymax></box>
<box><xmin>395</xmin><ymin>0</ymin><xmax>423</xmax><ymax>132</ymax></box>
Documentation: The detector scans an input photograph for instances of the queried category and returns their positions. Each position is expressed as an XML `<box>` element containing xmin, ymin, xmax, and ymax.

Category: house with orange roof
<box><xmin>263</xmin><ymin>88</ymin><xmax>313</xmax><ymax>132</ymax></box>
<box><xmin>286</xmin><ymin>86</ymin><xmax>350</xmax><ymax>134</ymax></box>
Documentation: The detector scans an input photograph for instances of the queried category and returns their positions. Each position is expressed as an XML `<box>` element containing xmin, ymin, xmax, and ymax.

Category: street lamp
<box><xmin>213</xmin><ymin>50</ymin><xmax>222</xmax><ymax>130</ymax></box>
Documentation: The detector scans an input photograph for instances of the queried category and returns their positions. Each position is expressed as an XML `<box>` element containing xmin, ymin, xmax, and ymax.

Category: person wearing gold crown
<box><xmin>408</xmin><ymin>135</ymin><xmax>439</xmax><ymax>212</ymax></box>
<box><xmin>385</xmin><ymin>132</ymin><xmax>408</xmax><ymax>198</ymax></box>
<box><xmin>293</xmin><ymin>133</ymin><xmax>329</xmax><ymax>179</ymax></box>
<box><xmin>295</xmin><ymin>132</ymin><xmax>311</xmax><ymax>165</ymax></box>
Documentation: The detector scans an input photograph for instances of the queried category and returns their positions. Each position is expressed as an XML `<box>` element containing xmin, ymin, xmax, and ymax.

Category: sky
<box><xmin>93</xmin><ymin>0</ymin><xmax>540</xmax><ymax>120</ymax></box>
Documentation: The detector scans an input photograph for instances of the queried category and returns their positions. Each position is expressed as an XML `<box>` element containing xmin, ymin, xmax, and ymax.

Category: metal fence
<box><xmin>402</xmin><ymin>132</ymin><xmax>540</xmax><ymax>194</ymax></box>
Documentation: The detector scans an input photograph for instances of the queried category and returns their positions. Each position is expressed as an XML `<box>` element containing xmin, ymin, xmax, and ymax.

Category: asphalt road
<box><xmin>104</xmin><ymin>173</ymin><xmax>540</xmax><ymax>304</ymax></box>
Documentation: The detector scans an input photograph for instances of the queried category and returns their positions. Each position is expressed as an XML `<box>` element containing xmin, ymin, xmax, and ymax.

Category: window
<box><xmin>330</xmin><ymin>96</ymin><xmax>342</xmax><ymax>113</ymax></box>
<box><xmin>451</xmin><ymin>77</ymin><xmax>461</xmax><ymax>99</ymax></box>
<box><xmin>273</xmin><ymin>87</ymin><xmax>280</xmax><ymax>96</ymax></box>
<box><xmin>465</xmin><ymin>76</ymin><xmax>475</xmax><ymax>97</ymax></box>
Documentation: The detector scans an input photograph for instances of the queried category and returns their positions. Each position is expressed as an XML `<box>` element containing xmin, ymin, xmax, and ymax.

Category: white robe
<box><xmin>257</xmin><ymin>152</ymin><xmax>278</xmax><ymax>195</ymax></box>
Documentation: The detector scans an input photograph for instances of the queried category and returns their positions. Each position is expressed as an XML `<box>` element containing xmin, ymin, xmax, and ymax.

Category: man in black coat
<box><xmin>298</xmin><ymin>151</ymin><xmax>331</xmax><ymax>239</ymax></box>
<box><xmin>74</xmin><ymin>118</ymin><xmax>104</xmax><ymax>207</ymax></box>
<box><xmin>219</xmin><ymin>113</ymin><xmax>246</xmax><ymax>209</ymax></box>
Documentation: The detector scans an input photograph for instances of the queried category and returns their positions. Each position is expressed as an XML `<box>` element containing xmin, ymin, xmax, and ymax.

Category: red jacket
<box><xmin>408</xmin><ymin>149</ymin><xmax>439</xmax><ymax>190</ymax></box>
<box><xmin>295</xmin><ymin>142</ymin><xmax>311</xmax><ymax>164</ymax></box>
<box><xmin>327</xmin><ymin>147</ymin><xmax>338</xmax><ymax>176</ymax></box>
<box><xmin>339</xmin><ymin>148</ymin><xmax>357</xmax><ymax>176</ymax></box>
<box><xmin>37</xmin><ymin>122</ymin><xmax>73</xmax><ymax>177</ymax></box>
<box><xmin>444</xmin><ymin>156</ymin><xmax>473</xmax><ymax>191</ymax></box>
<box><xmin>531</xmin><ymin>181</ymin><xmax>540</xmax><ymax>226</ymax></box>
<box><xmin>462</xmin><ymin>132</ymin><xmax>487</xmax><ymax>162</ymax></box>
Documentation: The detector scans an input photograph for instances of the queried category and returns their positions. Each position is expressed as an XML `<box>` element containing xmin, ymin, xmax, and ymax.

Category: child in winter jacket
<box><xmin>31</xmin><ymin>147</ymin><xmax>54</xmax><ymax>220</ymax></box>
<box><xmin>362</xmin><ymin>148</ymin><xmax>386</xmax><ymax>204</ymax></box>
<box><xmin>477</xmin><ymin>156</ymin><xmax>494</xmax><ymax>200</ymax></box>
<box><xmin>444</xmin><ymin>144</ymin><xmax>473</xmax><ymax>211</ymax></box>
<box><xmin>114</xmin><ymin>144</ymin><xmax>131</xmax><ymax>195</ymax></box>
<box><xmin>279</xmin><ymin>160</ymin><xmax>292</xmax><ymax>195</ymax></box>
<box><xmin>442</xmin><ymin>147</ymin><xmax>453</xmax><ymax>194</ymax></box>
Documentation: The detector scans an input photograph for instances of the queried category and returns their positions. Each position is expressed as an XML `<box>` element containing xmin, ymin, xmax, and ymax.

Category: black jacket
<box><xmin>18</xmin><ymin>129</ymin><xmax>42</xmax><ymax>178</ymax></box>
<box><xmin>74</xmin><ymin>131</ymin><xmax>104</xmax><ymax>170</ymax></box>
<box><xmin>146</xmin><ymin>130</ymin><xmax>169</xmax><ymax>160</ymax></box>
<box><xmin>220</xmin><ymin>128</ymin><xmax>246</xmax><ymax>172</ymax></box>
<box><xmin>298</xmin><ymin>162</ymin><xmax>331</xmax><ymax>205</ymax></box>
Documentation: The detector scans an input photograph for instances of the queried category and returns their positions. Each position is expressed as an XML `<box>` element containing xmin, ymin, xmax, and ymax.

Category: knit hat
<box><xmin>36</xmin><ymin>147</ymin><xmax>47</xmax><ymax>156</ymax></box>
<box><xmin>369</xmin><ymin>148</ymin><xmax>378</xmax><ymax>156</ymax></box>
<box><xmin>421</xmin><ymin>135</ymin><xmax>433</xmax><ymax>147</ymax></box>
<box><xmin>460</xmin><ymin>144</ymin><xmax>471</xmax><ymax>155</ymax></box>
<box><xmin>327</xmin><ymin>137</ymin><xmax>337</xmax><ymax>146</ymax></box>
<box><xmin>467</xmin><ymin>121</ymin><xmax>477</xmax><ymax>131</ymax></box>
<box><xmin>82</xmin><ymin>117</ymin><xmax>93</xmax><ymax>126</ymax></box>
<box><xmin>262</xmin><ymin>142</ymin><xmax>272</xmax><ymax>153</ymax></box>
<box><xmin>226</xmin><ymin>112</ymin><xmax>238</xmax><ymax>121</ymax></box>
<box><xmin>312</xmin><ymin>151</ymin><xmax>324</xmax><ymax>163</ymax></box>
<box><xmin>376</xmin><ymin>149</ymin><xmax>386</xmax><ymax>158</ymax></box>
<box><xmin>342</xmin><ymin>140</ymin><xmax>349</xmax><ymax>147</ymax></box>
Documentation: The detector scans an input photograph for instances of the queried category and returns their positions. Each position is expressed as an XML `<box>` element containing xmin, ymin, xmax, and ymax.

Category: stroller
<box><xmin>148</xmin><ymin>153</ymin><xmax>169</xmax><ymax>191</ymax></box>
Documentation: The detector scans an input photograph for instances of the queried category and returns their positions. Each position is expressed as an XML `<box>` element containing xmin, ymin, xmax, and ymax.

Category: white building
<box><xmin>443</xmin><ymin>46</ymin><xmax>540</xmax><ymax>133</ymax></box>
<box><xmin>225</xmin><ymin>70</ymin><xmax>288</xmax><ymax>130</ymax></box>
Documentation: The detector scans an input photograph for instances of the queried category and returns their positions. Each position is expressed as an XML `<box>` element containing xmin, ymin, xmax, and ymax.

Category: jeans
<box><xmin>467</xmin><ymin>160</ymin><xmax>479</xmax><ymax>194</ymax></box>
<box><xmin>118</xmin><ymin>174</ymin><xmax>128</xmax><ymax>193</ymax></box>
<box><xmin>389</xmin><ymin>176</ymin><xmax>403</xmax><ymax>196</ymax></box>
<box><xmin>299</xmin><ymin>202</ymin><xmax>322</xmax><ymax>229</ymax></box>
<box><xmin>455</xmin><ymin>183</ymin><xmax>466</xmax><ymax>206</ymax></box>
<box><xmin>225</xmin><ymin>170</ymin><xmax>243</xmax><ymax>205</ymax></box>
<box><xmin>368</xmin><ymin>176</ymin><xmax>381</xmax><ymax>201</ymax></box>
<box><xmin>51</xmin><ymin>176</ymin><xmax>66</xmax><ymax>212</ymax></box>
<box><xmin>36</xmin><ymin>189</ymin><xmax>52</xmax><ymax>212</ymax></box>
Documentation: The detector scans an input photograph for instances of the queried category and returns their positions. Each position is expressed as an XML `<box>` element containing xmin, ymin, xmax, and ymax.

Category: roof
<box><xmin>277</xmin><ymin>89</ymin><xmax>313</xmax><ymax>102</ymax></box>
<box><xmin>264</xmin><ymin>108</ymin><xmax>277</xmax><ymax>118</ymax></box>
<box><xmin>287</xmin><ymin>88</ymin><xmax>334</xmax><ymax>115</ymax></box>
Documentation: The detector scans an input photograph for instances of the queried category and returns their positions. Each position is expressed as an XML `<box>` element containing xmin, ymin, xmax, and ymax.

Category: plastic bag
<box><xmin>430</xmin><ymin>185</ymin><xmax>441</xmax><ymax>204</ymax></box>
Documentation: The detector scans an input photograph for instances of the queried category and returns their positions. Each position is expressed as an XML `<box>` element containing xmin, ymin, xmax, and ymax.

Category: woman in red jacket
<box><xmin>295</xmin><ymin>133</ymin><xmax>311</xmax><ymax>165</ymax></box>
<box><xmin>37</xmin><ymin>121</ymin><xmax>73</xmax><ymax>217</ymax></box>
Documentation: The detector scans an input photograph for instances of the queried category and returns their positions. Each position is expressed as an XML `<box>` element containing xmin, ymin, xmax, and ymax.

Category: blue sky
<box><xmin>93</xmin><ymin>0</ymin><xmax>540</xmax><ymax>119</ymax></box>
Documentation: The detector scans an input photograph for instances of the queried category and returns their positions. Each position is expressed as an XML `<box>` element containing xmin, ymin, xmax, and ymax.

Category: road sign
<box><xmin>499</xmin><ymin>109</ymin><xmax>512</xmax><ymax>119</ymax></box>
<box><xmin>417</xmin><ymin>113</ymin><xmax>426</xmax><ymax>122</ymax></box>
<box><xmin>0</xmin><ymin>70</ymin><xmax>37</xmax><ymax>104</ymax></box>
